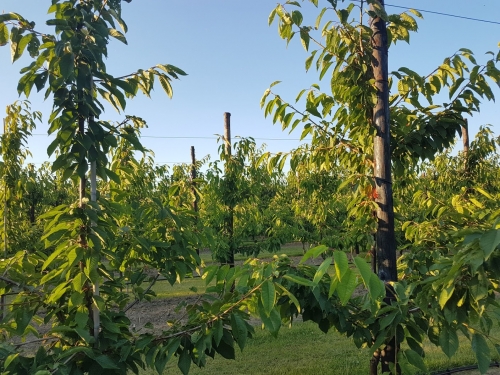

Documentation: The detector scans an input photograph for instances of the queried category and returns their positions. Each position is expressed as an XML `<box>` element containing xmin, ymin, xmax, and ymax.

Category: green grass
<box><xmin>150</xmin><ymin>276</ymin><xmax>204</xmax><ymax>298</ymax></box>
<box><xmin>138</xmin><ymin>248</ymin><xmax>498</xmax><ymax>374</ymax></box>
<box><xmin>199</xmin><ymin>243</ymin><xmax>307</xmax><ymax>266</ymax></box>
<box><xmin>135</xmin><ymin>321</ymin><xmax>498</xmax><ymax>375</ymax></box>
<box><xmin>139</xmin><ymin>321</ymin><xmax>371</xmax><ymax>375</ymax></box>
<box><xmin>148</xmin><ymin>244</ymin><xmax>308</xmax><ymax>298</ymax></box>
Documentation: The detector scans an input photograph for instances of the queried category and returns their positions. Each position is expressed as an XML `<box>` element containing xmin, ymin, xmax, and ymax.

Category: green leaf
<box><xmin>4</xmin><ymin>353</ymin><xmax>19</xmax><ymax>369</ymax></box>
<box><xmin>14</xmin><ymin>308</ymin><xmax>33</xmax><ymax>335</ymax></box>
<box><xmin>333</xmin><ymin>251</ymin><xmax>349</xmax><ymax>280</ymax></box>
<box><xmin>0</xmin><ymin>23</ymin><xmax>9</xmax><ymax>46</ymax></box>
<box><xmin>157</xmin><ymin>64</ymin><xmax>187</xmax><ymax>77</ymax></box>
<box><xmin>46</xmin><ymin>19</ymin><xmax>69</xmax><ymax>27</ymax></box>
<box><xmin>449</xmin><ymin>77</ymin><xmax>465</xmax><ymax>99</ymax></box>
<box><xmin>354</xmin><ymin>257</ymin><xmax>384</xmax><ymax>300</ymax></box>
<box><xmin>178</xmin><ymin>349</ymin><xmax>191</xmax><ymax>375</ymax></box>
<box><xmin>479</xmin><ymin>228</ymin><xmax>500</xmax><ymax>260</ymax></box>
<box><xmin>260</xmin><ymin>280</ymin><xmax>275</xmax><ymax>316</ymax></box>
<box><xmin>260</xmin><ymin>307</ymin><xmax>281</xmax><ymax>336</ymax></box>
<box><xmin>104</xmin><ymin>167</ymin><xmax>121</xmax><ymax>184</ymax></box>
<box><xmin>404</xmin><ymin>349</ymin><xmax>427</xmax><ymax>372</ymax></box>
<box><xmin>409</xmin><ymin>9</ymin><xmax>423</xmax><ymax>18</ymax></box>
<box><xmin>14</xmin><ymin>33</ymin><xmax>33</xmax><ymax>62</ymax></box>
<box><xmin>275</xmin><ymin>283</ymin><xmax>301</xmax><ymax>313</ymax></box>
<box><xmin>0</xmin><ymin>13</ymin><xmax>22</xmax><ymax>23</ymax></box>
<box><xmin>213</xmin><ymin>319</ymin><xmax>223</xmax><ymax>346</ymax></box>
<box><xmin>42</xmin><ymin>239</ymin><xmax>67</xmax><ymax>269</ymax></box>
<box><xmin>291</xmin><ymin>10</ymin><xmax>303</xmax><ymax>26</ymax></box>
<box><xmin>202</xmin><ymin>265</ymin><xmax>218</xmax><ymax>286</ymax></box>
<box><xmin>300</xmin><ymin>29</ymin><xmax>310</xmax><ymax>51</ymax></box>
<box><xmin>109</xmin><ymin>28</ymin><xmax>127</xmax><ymax>44</ymax></box>
<box><xmin>268</xmin><ymin>9</ymin><xmax>277</xmax><ymax>25</ymax></box>
<box><xmin>301</xmin><ymin>244</ymin><xmax>327</xmax><ymax>264</ymax></box>
<box><xmin>337</xmin><ymin>268</ymin><xmax>357</xmax><ymax>305</ymax></box>
<box><xmin>95</xmin><ymin>355</ymin><xmax>120</xmax><ymax>370</ymax></box>
<box><xmin>260</xmin><ymin>89</ymin><xmax>271</xmax><ymax>108</ymax></box>
<box><xmin>230</xmin><ymin>313</ymin><xmax>248</xmax><ymax>351</ymax></box>
<box><xmin>315</xmin><ymin>8</ymin><xmax>327</xmax><ymax>29</ymax></box>
<box><xmin>439</xmin><ymin>284</ymin><xmax>455</xmax><ymax>309</ymax></box>
<box><xmin>439</xmin><ymin>325</ymin><xmax>459</xmax><ymax>358</ymax></box>
<box><xmin>59</xmin><ymin>52</ymin><xmax>74</xmax><ymax>79</ymax></box>
<box><xmin>283</xmin><ymin>274</ymin><xmax>314</xmax><ymax>287</ymax></box>
<box><xmin>34</xmin><ymin>71</ymin><xmax>49</xmax><ymax>92</ymax></box>
<box><xmin>75</xmin><ymin>306</ymin><xmax>88</xmax><ymax>329</ymax></box>
<box><xmin>472</xmin><ymin>333</ymin><xmax>490</xmax><ymax>374</ymax></box>
<box><xmin>158</xmin><ymin>74</ymin><xmax>173</xmax><ymax>98</ymax></box>
<box><xmin>313</xmin><ymin>257</ymin><xmax>332</xmax><ymax>284</ymax></box>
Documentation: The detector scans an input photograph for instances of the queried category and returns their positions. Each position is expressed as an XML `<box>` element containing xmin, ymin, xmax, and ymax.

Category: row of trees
<box><xmin>0</xmin><ymin>1</ymin><xmax>499</xmax><ymax>374</ymax></box>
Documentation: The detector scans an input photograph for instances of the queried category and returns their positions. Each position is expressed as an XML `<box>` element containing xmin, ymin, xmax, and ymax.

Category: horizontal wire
<box><xmin>0</xmin><ymin>133</ymin><xmax>308</xmax><ymax>141</ymax></box>
<box><xmin>385</xmin><ymin>3</ymin><xmax>500</xmax><ymax>25</ymax></box>
<box><xmin>349</xmin><ymin>0</ymin><xmax>500</xmax><ymax>25</ymax></box>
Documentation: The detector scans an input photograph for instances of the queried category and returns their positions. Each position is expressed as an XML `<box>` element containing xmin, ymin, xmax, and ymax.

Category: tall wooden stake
<box><xmin>371</xmin><ymin>1</ymin><xmax>399</xmax><ymax>373</ymax></box>
<box><xmin>89</xmin><ymin>77</ymin><xmax>100</xmax><ymax>346</ymax></box>
<box><xmin>224</xmin><ymin>112</ymin><xmax>235</xmax><ymax>267</ymax></box>
<box><xmin>1</xmin><ymin>120</ymin><xmax>6</xmax><ymax>319</ymax></box>
<box><xmin>90</xmin><ymin>158</ymin><xmax>100</xmax><ymax>345</ymax></box>
<box><xmin>462</xmin><ymin>118</ymin><xmax>469</xmax><ymax>171</ymax></box>
<box><xmin>190</xmin><ymin>146</ymin><xmax>199</xmax><ymax>255</ymax></box>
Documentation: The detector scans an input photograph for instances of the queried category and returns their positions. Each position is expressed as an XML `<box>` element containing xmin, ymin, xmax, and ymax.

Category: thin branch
<box><xmin>123</xmin><ymin>272</ymin><xmax>160</xmax><ymax>313</ymax></box>
<box><xmin>5</xmin><ymin>21</ymin><xmax>55</xmax><ymax>41</ymax></box>
<box><xmin>14</xmin><ymin>336</ymin><xmax>59</xmax><ymax>348</ymax></box>
<box><xmin>170</xmin><ymin>294</ymin><xmax>204</xmax><ymax>327</ymax></box>
<box><xmin>95</xmin><ymin>0</ymin><xmax>109</xmax><ymax>22</ymax></box>
<box><xmin>391</xmin><ymin>51</ymin><xmax>462</xmax><ymax>108</ymax></box>
<box><xmin>51</xmin><ymin>353</ymin><xmax>78</xmax><ymax>374</ymax></box>
<box><xmin>0</xmin><ymin>275</ymin><xmax>20</xmax><ymax>287</ymax></box>
<box><xmin>93</xmin><ymin>65</ymin><xmax>157</xmax><ymax>83</ymax></box>
<box><xmin>152</xmin><ymin>274</ymin><xmax>273</xmax><ymax>344</ymax></box>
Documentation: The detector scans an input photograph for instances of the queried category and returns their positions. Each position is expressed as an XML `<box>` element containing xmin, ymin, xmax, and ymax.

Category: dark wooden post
<box><xmin>462</xmin><ymin>119</ymin><xmax>470</xmax><ymax>153</ymax></box>
<box><xmin>1</xmin><ymin>120</ymin><xmax>6</xmax><ymax>319</ymax></box>
<box><xmin>462</xmin><ymin>118</ymin><xmax>469</xmax><ymax>171</ymax></box>
<box><xmin>370</xmin><ymin>1</ymin><xmax>399</xmax><ymax>373</ymax></box>
<box><xmin>190</xmin><ymin>146</ymin><xmax>199</xmax><ymax>255</ymax></box>
<box><xmin>224</xmin><ymin>112</ymin><xmax>235</xmax><ymax>267</ymax></box>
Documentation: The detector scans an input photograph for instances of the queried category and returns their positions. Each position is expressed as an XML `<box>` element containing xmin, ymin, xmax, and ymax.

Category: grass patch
<box><xmin>135</xmin><ymin>319</ymin><xmax>499</xmax><ymax>375</ymax></box>
<box><xmin>137</xmin><ymin>249</ymin><xmax>498</xmax><ymax>374</ymax></box>
<box><xmin>139</xmin><ymin>321</ymin><xmax>371</xmax><ymax>375</ymax></box>
<box><xmin>200</xmin><ymin>243</ymin><xmax>307</xmax><ymax>266</ymax></box>
<box><xmin>148</xmin><ymin>244</ymin><xmax>308</xmax><ymax>299</ymax></box>
<box><xmin>150</xmin><ymin>277</ymin><xmax>204</xmax><ymax>299</ymax></box>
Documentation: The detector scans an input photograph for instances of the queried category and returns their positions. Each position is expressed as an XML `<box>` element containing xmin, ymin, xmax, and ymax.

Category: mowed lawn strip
<box><xmin>137</xmin><ymin>249</ymin><xmax>499</xmax><ymax>375</ymax></box>
<box><xmin>136</xmin><ymin>321</ymin><xmax>499</xmax><ymax>375</ymax></box>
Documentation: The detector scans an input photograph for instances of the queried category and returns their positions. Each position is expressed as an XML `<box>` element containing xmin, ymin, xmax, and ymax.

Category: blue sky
<box><xmin>0</xmin><ymin>1</ymin><xmax>499</xmax><ymax>167</ymax></box>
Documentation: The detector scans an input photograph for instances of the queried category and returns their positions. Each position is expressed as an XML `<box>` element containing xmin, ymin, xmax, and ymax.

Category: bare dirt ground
<box><xmin>126</xmin><ymin>296</ymin><xmax>201</xmax><ymax>332</ymax></box>
<box><xmin>125</xmin><ymin>252</ymin><xmax>327</xmax><ymax>331</ymax></box>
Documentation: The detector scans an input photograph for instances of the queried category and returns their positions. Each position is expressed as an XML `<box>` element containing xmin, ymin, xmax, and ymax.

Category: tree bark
<box><xmin>371</xmin><ymin>0</ymin><xmax>397</xmax><ymax>284</ymax></box>
<box><xmin>370</xmin><ymin>1</ymin><xmax>399</xmax><ymax>373</ymax></box>
<box><xmin>224</xmin><ymin>112</ymin><xmax>235</xmax><ymax>267</ymax></box>
<box><xmin>462</xmin><ymin>118</ymin><xmax>469</xmax><ymax>171</ymax></box>
<box><xmin>190</xmin><ymin>146</ymin><xmax>199</xmax><ymax>255</ymax></box>
<box><xmin>370</xmin><ymin>348</ymin><xmax>381</xmax><ymax>375</ymax></box>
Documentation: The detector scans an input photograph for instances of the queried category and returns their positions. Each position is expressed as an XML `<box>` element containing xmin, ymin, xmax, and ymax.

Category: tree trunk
<box><xmin>2</xmin><ymin>183</ymin><xmax>7</xmax><ymax>319</ymax></box>
<box><xmin>370</xmin><ymin>348</ymin><xmax>381</xmax><ymax>375</ymax></box>
<box><xmin>370</xmin><ymin>1</ymin><xmax>399</xmax><ymax>373</ymax></box>
<box><xmin>90</xmin><ymin>159</ymin><xmax>100</xmax><ymax>346</ymax></box>
<box><xmin>190</xmin><ymin>146</ymin><xmax>199</xmax><ymax>255</ymax></box>
<box><xmin>224</xmin><ymin>112</ymin><xmax>235</xmax><ymax>267</ymax></box>
<box><xmin>462</xmin><ymin>118</ymin><xmax>469</xmax><ymax>171</ymax></box>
